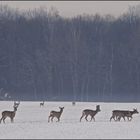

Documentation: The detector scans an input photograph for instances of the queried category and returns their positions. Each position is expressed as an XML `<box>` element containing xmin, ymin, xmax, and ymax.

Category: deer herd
<box><xmin>0</xmin><ymin>101</ymin><xmax>139</xmax><ymax>124</ymax></box>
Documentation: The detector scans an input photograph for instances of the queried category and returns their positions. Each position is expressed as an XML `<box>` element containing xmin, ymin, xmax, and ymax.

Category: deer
<box><xmin>80</xmin><ymin>105</ymin><xmax>101</xmax><ymax>122</ymax></box>
<box><xmin>110</xmin><ymin>110</ymin><xmax>127</xmax><ymax>122</ymax></box>
<box><xmin>0</xmin><ymin>105</ymin><xmax>18</xmax><ymax>123</ymax></box>
<box><xmin>117</xmin><ymin>108</ymin><xmax>139</xmax><ymax>121</ymax></box>
<box><xmin>40</xmin><ymin>101</ymin><xmax>45</xmax><ymax>107</ymax></box>
<box><xmin>48</xmin><ymin>107</ymin><xmax>64</xmax><ymax>122</ymax></box>
<box><xmin>110</xmin><ymin>108</ymin><xmax>139</xmax><ymax>122</ymax></box>
<box><xmin>72</xmin><ymin>101</ymin><xmax>76</xmax><ymax>106</ymax></box>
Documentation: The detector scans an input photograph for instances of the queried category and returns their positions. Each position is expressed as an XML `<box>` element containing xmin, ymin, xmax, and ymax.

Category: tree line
<box><xmin>0</xmin><ymin>5</ymin><xmax>140</xmax><ymax>102</ymax></box>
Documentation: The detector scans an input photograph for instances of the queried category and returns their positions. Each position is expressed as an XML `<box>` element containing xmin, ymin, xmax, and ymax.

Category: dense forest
<box><xmin>0</xmin><ymin>5</ymin><xmax>140</xmax><ymax>102</ymax></box>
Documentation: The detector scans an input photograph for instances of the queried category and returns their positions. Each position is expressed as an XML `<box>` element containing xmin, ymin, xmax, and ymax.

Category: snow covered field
<box><xmin>0</xmin><ymin>101</ymin><xmax>139</xmax><ymax>139</ymax></box>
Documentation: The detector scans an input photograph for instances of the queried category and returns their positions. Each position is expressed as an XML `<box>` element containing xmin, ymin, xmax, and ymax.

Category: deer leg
<box><xmin>129</xmin><ymin>116</ymin><xmax>132</xmax><ymax>121</ymax></box>
<box><xmin>80</xmin><ymin>114</ymin><xmax>85</xmax><ymax>122</ymax></box>
<box><xmin>90</xmin><ymin>115</ymin><xmax>94</xmax><ymax>122</ymax></box>
<box><xmin>0</xmin><ymin>117</ymin><xmax>3</xmax><ymax>123</ymax></box>
<box><xmin>110</xmin><ymin>116</ymin><xmax>114</xmax><ymax>122</ymax></box>
<box><xmin>117</xmin><ymin>116</ymin><xmax>121</xmax><ymax>121</ymax></box>
<box><xmin>93</xmin><ymin>117</ymin><xmax>95</xmax><ymax>122</ymax></box>
<box><xmin>127</xmin><ymin>117</ymin><xmax>129</xmax><ymax>121</ymax></box>
<box><xmin>3</xmin><ymin>117</ymin><xmax>6</xmax><ymax>123</ymax></box>
<box><xmin>11</xmin><ymin>117</ymin><xmax>14</xmax><ymax>123</ymax></box>
<box><xmin>90</xmin><ymin>116</ymin><xmax>93</xmax><ymax>122</ymax></box>
<box><xmin>51</xmin><ymin>116</ymin><xmax>54</xmax><ymax>122</ymax></box>
<box><xmin>48</xmin><ymin>115</ymin><xmax>51</xmax><ymax>122</ymax></box>
<box><xmin>110</xmin><ymin>114</ymin><xmax>117</xmax><ymax>122</ymax></box>
<box><xmin>85</xmin><ymin>115</ymin><xmax>88</xmax><ymax>121</ymax></box>
<box><xmin>114</xmin><ymin>117</ymin><xmax>116</xmax><ymax>121</ymax></box>
<box><xmin>57</xmin><ymin>117</ymin><xmax>60</xmax><ymax>122</ymax></box>
<box><xmin>122</xmin><ymin>116</ymin><xmax>125</xmax><ymax>121</ymax></box>
<box><xmin>115</xmin><ymin>116</ymin><xmax>117</xmax><ymax>121</ymax></box>
<box><xmin>114</xmin><ymin>115</ymin><xmax>119</xmax><ymax>121</ymax></box>
<box><xmin>110</xmin><ymin>116</ymin><xmax>112</xmax><ymax>122</ymax></box>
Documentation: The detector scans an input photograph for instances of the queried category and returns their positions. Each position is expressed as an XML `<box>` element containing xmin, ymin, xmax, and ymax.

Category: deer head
<box><xmin>133</xmin><ymin>108</ymin><xmax>139</xmax><ymax>114</ymax></box>
<box><xmin>59</xmin><ymin>107</ymin><xmax>64</xmax><ymax>110</ymax></box>
<box><xmin>96</xmin><ymin>105</ymin><xmax>101</xmax><ymax>112</ymax></box>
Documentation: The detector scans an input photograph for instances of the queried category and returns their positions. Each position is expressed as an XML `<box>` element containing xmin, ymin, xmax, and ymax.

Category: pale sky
<box><xmin>1</xmin><ymin>1</ymin><xmax>140</xmax><ymax>18</ymax></box>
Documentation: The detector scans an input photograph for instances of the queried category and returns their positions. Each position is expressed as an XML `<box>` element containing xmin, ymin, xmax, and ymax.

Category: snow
<box><xmin>0</xmin><ymin>101</ymin><xmax>139</xmax><ymax>139</ymax></box>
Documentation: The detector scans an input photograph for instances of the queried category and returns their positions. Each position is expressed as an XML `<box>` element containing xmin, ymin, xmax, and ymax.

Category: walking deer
<box><xmin>0</xmin><ymin>106</ymin><xmax>18</xmax><ymax>123</ymax></box>
<box><xmin>40</xmin><ymin>101</ymin><xmax>45</xmax><ymax>107</ymax></box>
<box><xmin>48</xmin><ymin>107</ymin><xmax>64</xmax><ymax>122</ymax></box>
<box><xmin>110</xmin><ymin>108</ymin><xmax>139</xmax><ymax>122</ymax></box>
<box><xmin>80</xmin><ymin>105</ymin><xmax>101</xmax><ymax>122</ymax></box>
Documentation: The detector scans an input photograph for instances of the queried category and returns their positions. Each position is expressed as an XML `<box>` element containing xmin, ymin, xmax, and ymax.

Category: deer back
<box><xmin>113</xmin><ymin>110</ymin><xmax>133</xmax><ymax>117</ymax></box>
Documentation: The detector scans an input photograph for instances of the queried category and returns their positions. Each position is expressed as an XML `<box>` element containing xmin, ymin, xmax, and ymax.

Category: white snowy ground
<box><xmin>0</xmin><ymin>101</ymin><xmax>139</xmax><ymax>139</ymax></box>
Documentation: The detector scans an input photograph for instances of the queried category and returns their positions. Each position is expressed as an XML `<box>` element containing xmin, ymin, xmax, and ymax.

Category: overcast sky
<box><xmin>1</xmin><ymin>1</ymin><xmax>140</xmax><ymax>18</ymax></box>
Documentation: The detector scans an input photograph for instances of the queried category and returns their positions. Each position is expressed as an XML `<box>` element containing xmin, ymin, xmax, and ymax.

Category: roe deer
<box><xmin>40</xmin><ymin>101</ymin><xmax>45</xmax><ymax>107</ymax></box>
<box><xmin>80</xmin><ymin>105</ymin><xmax>101</xmax><ymax>122</ymax></box>
<box><xmin>110</xmin><ymin>108</ymin><xmax>139</xmax><ymax>122</ymax></box>
<box><xmin>72</xmin><ymin>101</ymin><xmax>76</xmax><ymax>106</ymax></box>
<box><xmin>117</xmin><ymin>109</ymin><xmax>139</xmax><ymax>121</ymax></box>
<box><xmin>0</xmin><ymin>106</ymin><xmax>18</xmax><ymax>123</ymax></box>
<box><xmin>48</xmin><ymin>107</ymin><xmax>64</xmax><ymax>122</ymax></box>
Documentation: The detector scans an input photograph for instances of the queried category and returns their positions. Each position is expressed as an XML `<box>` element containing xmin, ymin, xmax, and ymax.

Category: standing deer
<box><xmin>80</xmin><ymin>105</ymin><xmax>101</xmax><ymax>122</ymax></box>
<box><xmin>0</xmin><ymin>106</ymin><xmax>18</xmax><ymax>123</ymax></box>
<box><xmin>110</xmin><ymin>108</ymin><xmax>139</xmax><ymax>122</ymax></box>
<box><xmin>48</xmin><ymin>107</ymin><xmax>64</xmax><ymax>122</ymax></box>
<box><xmin>40</xmin><ymin>101</ymin><xmax>45</xmax><ymax>107</ymax></box>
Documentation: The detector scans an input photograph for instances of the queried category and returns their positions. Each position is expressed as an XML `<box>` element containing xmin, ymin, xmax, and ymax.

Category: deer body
<box><xmin>80</xmin><ymin>105</ymin><xmax>101</xmax><ymax>122</ymax></box>
<box><xmin>110</xmin><ymin>109</ymin><xmax>139</xmax><ymax>122</ymax></box>
<box><xmin>48</xmin><ymin>107</ymin><xmax>64</xmax><ymax>122</ymax></box>
<box><xmin>0</xmin><ymin>106</ymin><xmax>18</xmax><ymax>123</ymax></box>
